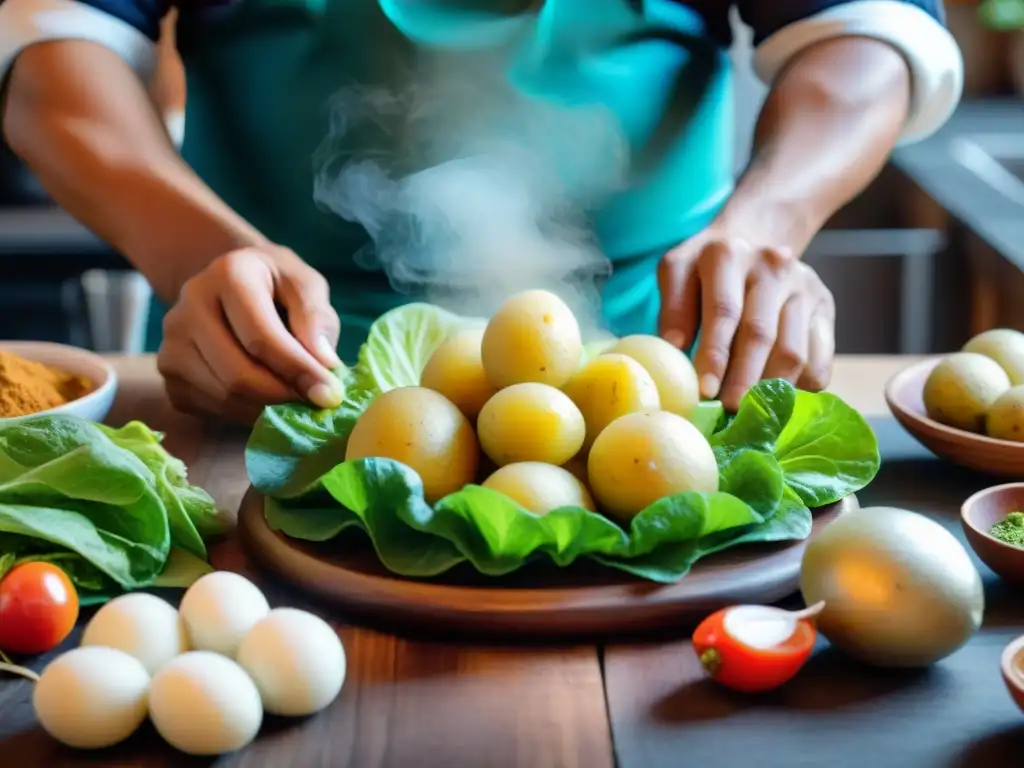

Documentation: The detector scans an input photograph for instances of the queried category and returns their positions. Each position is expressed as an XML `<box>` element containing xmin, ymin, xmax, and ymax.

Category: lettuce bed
<box><xmin>245</xmin><ymin>305</ymin><xmax>880</xmax><ymax>584</ymax></box>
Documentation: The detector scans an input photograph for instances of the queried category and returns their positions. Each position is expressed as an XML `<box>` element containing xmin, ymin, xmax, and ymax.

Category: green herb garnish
<box><xmin>991</xmin><ymin>511</ymin><xmax>1024</xmax><ymax>547</ymax></box>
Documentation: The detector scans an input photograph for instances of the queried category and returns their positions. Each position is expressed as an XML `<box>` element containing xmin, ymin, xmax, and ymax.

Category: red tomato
<box><xmin>0</xmin><ymin>562</ymin><xmax>79</xmax><ymax>655</ymax></box>
<box><xmin>692</xmin><ymin>603</ymin><xmax>820</xmax><ymax>694</ymax></box>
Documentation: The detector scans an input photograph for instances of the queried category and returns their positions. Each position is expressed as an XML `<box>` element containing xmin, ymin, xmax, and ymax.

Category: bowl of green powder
<box><xmin>962</xmin><ymin>483</ymin><xmax>1024</xmax><ymax>585</ymax></box>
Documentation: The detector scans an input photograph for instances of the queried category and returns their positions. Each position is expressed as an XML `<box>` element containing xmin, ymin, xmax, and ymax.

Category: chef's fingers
<box><xmin>719</xmin><ymin>274</ymin><xmax>788</xmax><ymax>411</ymax></box>
<box><xmin>165</xmin><ymin>374</ymin><xmax>263</xmax><ymax>425</ymax></box>
<box><xmin>157</xmin><ymin>336</ymin><xmax>227</xmax><ymax>402</ymax></box>
<box><xmin>277</xmin><ymin>265</ymin><xmax>343</xmax><ymax>371</ymax></box>
<box><xmin>657</xmin><ymin>244</ymin><xmax>701</xmax><ymax>351</ymax></box>
<box><xmin>798</xmin><ymin>308</ymin><xmax>836</xmax><ymax>391</ymax></box>
<box><xmin>160</xmin><ymin>340</ymin><xmax>264</xmax><ymax>423</ymax></box>
<box><xmin>215</xmin><ymin>251</ymin><xmax>343</xmax><ymax>409</ymax></box>
<box><xmin>188</xmin><ymin>299</ymin><xmax>299</xmax><ymax>404</ymax></box>
<box><xmin>692</xmin><ymin>241</ymin><xmax>746</xmax><ymax>400</ymax></box>
<box><xmin>762</xmin><ymin>294</ymin><xmax>811</xmax><ymax>383</ymax></box>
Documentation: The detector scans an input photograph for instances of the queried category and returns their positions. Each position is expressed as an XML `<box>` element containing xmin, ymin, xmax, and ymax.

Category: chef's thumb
<box><xmin>279</xmin><ymin>271</ymin><xmax>343</xmax><ymax>372</ymax></box>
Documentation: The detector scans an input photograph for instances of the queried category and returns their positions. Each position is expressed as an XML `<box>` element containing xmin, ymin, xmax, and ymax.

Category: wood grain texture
<box><xmin>0</xmin><ymin>357</ymin><xmax>613</xmax><ymax>767</ymax></box>
<box><xmin>0</xmin><ymin>355</ymin><xmax>929</xmax><ymax>766</ymax></box>
<box><xmin>604</xmin><ymin>431</ymin><xmax>1024</xmax><ymax>768</ymax></box>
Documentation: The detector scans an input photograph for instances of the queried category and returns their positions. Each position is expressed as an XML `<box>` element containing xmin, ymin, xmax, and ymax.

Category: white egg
<box><xmin>236</xmin><ymin>608</ymin><xmax>347</xmax><ymax>717</ymax></box>
<box><xmin>81</xmin><ymin>592</ymin><xmax>189</xmax><ymax>675</ymax></box>
<box><xmin>148</xmin><ymin>651</ymin><xmax>263</xmax><ymax>756</ymax></box>
<box><xmin>178</xmin><ymin>571</ymin><xmax>270</xmax><ymax>657</ymax></box>
<box><xmin>33</xmin><ymin>646</ymin><xmax>150</xmax><ymax>750</ymax></box>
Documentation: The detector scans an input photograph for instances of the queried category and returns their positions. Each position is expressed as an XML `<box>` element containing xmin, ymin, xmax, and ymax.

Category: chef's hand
<box><xmin>658</xmin><ymin>232</ymin><xmax>835</xmax><ymax>412</ymax></box>
<box><xmin>157</xmin><ymin>246</ymin><xmax>344</xmax><ymax>424</ymax></box>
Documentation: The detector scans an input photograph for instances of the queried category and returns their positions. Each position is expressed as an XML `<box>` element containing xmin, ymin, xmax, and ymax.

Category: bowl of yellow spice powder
<box><xmin>962</xmin><ymin>483</ymin><xmax>1024</xmax><ymax>585</ymax></box>
<box><xmin>0</xmin><ymin>342</ymin><xmax>117</xmax><ymax>424</ymax></box>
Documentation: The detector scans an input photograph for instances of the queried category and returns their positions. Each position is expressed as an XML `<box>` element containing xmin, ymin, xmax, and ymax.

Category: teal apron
<box><xmin>152</xmin><ymin>0</ymin><xmax>734</xmax><ymax>362</ymax></box>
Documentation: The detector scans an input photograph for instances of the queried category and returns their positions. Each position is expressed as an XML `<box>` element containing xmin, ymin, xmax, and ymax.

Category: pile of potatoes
<box><xmin>345</xmin><ymin>290</ymin><xmax>719</xmax><ymax>521</ymax></box>
<box><xmin>923</xmin><ymin>328</ymin><xmax>1024</xmax><ymax>441</ymax></box>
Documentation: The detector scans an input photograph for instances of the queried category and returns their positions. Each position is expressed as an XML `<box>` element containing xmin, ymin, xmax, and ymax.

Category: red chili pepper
<box><xmin>692</xmin><ymin>602</ymin><xmax>823</xmax><ymax>694</ymax></box>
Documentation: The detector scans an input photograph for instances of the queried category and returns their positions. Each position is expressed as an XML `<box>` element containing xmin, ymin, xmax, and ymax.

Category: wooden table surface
<box><xmin>2</xmin><ymin>355</ymin><xmax>1023</xmax><ymax>768</ymax></box>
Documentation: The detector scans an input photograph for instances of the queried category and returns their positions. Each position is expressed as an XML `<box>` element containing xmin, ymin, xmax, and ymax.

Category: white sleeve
<box><xmin>0</xmin><ymin>0</ymin><xmax>158</xmax><ymax>83</ymax></box>
<box><xmin>752</xmin><ymin>0</ymin><xmax>964</xmax><ymax>145</ymax></box>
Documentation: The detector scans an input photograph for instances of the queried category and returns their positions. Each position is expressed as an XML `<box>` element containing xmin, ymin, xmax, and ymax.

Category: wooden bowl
<box><xmin>962</xmin><ymin>483</ymin><xmax>1024</xmax><ymax>585</ymax></box>
<box><xmin>1001</xmin><ymin>634</ymin><xmax>1024</xmax><ymax>713</ymax></box>
<box><xmin>238</xmin><ymin>488</ymin><xmax>857</xmax><ymax>639</ymax></box>
<box><xmin>0</xmin><ymin>341</ymin><xmax>117</xmax><ymax>424</ymax></box>
<box><xmin>885</xmin><ymin>357</ymin><xmax>1024</xmax><ymax>477</ymax></box>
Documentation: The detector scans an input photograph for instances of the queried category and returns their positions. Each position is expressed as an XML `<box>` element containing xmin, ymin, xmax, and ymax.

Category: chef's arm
<box><xmin>0</xmin><ymin>2</ymin><xmax>268</xmax><ymax>303</ymax></box>
<box><xmin>718</xmin><ymin>0</ymin><xmax>963</xmax><ymax>256</ymax></box>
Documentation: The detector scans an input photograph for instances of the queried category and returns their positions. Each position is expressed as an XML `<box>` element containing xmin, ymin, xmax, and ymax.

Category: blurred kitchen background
<box><xmin>2</xmin><ymin>1</ymin><xmax>1022</xmax><ymax>354</ymax></box>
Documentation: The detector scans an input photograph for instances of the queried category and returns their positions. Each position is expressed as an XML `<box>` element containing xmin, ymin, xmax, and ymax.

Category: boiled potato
<box><xmin>922</xmin><ymin>353</ymin><xmax>1010</xmax><ymax>433</ymax></box>
<box><xmin>986</xmin><ymin>385</ymin><xmax>1024</xmax><ymax>442</ymax></box>
<box><xmin>563</xmin><ymin>354</ymin><xmax>661</xmax><ymax>449</ymax></box>
<box><xmin>481</xmin><ymin>289</ymin><xmax>582</xmax><ymax>389</ymax></box>
<box><xmin>420</xmin><ymin>329</ymin><xmax>497</xmax><ymax>419</ymax></box>
<box><xmin>588</xmin><ymin>410</ymin><xmax>718</xmax><ymax>520</ymax></box>
<box><xmin>607</xmin><ymin>334</ymin><xmax>699</xmax><ymax>417</ymax></box>
<box><xmin>482</xmin><ymin>462</ymin><xmax>596</xmax><ymax>515</ymax></box>
<box><xmin>963</xmin><ymin>328</ymin><xmax>1024</xmax><ymax>386</ymax></box>
<box><xmin>477</xmin><ymin>383</ymin><xmax>585</xmax><ymax>466</ymax></box>
<box><xmin>346</xmin><ymin>387</ymin><xmax>478</xmax><ymax>502</ymax></box>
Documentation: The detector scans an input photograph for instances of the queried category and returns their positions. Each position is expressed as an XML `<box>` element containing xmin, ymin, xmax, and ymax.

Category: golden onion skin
<box><xmin>800</xmin><ymin>506</ymin><xmax>984</xmax><ymax>668</ymax></box>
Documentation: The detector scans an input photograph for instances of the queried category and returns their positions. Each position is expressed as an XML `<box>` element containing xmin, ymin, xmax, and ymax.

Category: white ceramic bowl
<box><xmin>0</xmin><ymin>341</ymin><xmax>118</xmax><ymax>424</ymax></box>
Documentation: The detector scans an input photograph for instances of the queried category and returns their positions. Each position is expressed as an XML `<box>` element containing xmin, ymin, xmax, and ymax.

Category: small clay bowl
<box><xmin>886</xmin><ymin>357</ymin><xmax>1024</xmax><ymax>477</ymax></box>
<box><xmin>1000</xmin><ymin>634</ymin><xmax>1024</xmax><ymax>713</ymax></box>
<box><xmin>962</xmin><ymin>483</ymin><xmax>1024</xmax><ymax>585</ymax></box>
<box><xmin>0</xmin><ymin>341</ymin><xmax>117</xmax><ymax>424</ymax></box>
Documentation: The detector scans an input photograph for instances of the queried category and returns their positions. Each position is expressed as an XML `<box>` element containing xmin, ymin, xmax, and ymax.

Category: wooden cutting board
<box><xmin>237</xmin><ymin>488</ymin><xmax>855</xmax><ymax>638</ymax></box>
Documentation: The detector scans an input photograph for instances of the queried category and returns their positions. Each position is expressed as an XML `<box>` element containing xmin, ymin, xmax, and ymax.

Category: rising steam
<box><xmin>313</xmin><ymin>47</ymin><xmax>631</xmax><ymax>337</ymax></box>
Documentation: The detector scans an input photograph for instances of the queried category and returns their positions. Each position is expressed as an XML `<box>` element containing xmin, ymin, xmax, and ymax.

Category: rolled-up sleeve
<box><xmin>0</xmin><ymin>0</ymin><xmax>169</xmax><ymax>83</ymax></box>
<box><xmin>738</xmin><ymin>1</ymin><xmax>963</xmax><ymax>144</ymax></box>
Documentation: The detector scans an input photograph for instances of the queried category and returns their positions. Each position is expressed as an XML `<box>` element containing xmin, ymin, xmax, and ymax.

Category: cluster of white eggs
<box><xmin>32</xmin><ymin>571</ymin><xmax>346</xmax><ymax>756</ymax></box>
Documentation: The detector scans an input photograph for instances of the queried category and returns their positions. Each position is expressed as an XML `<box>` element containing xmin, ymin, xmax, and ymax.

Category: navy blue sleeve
<box><xmin>76</xmin><ymin>0</ymin><xmax>172</xmax><ymax>41</ymax></box>
<box><xmin>737</xmin><ymin>0</ymin><xmax>946</xmax><ymax>46</ymax></box>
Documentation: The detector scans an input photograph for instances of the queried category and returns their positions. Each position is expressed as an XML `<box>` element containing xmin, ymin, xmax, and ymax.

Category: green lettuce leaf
<box><xmin>247</xmin><ymin>303</ymin><xmax>478</xmax><ymax>498</ymax></box>
<box><xmin>711</xmin><ymin>380</ymin><xmax>880</xmax><ymax>507</ymax></box>
<box><xmin>0</xmin><ymin>415</ymin><xmax>221</xmax><ymax>596</ymax></box>
<box><xmin>262</xmin><ymin>448</ymin><xmax>790</xmax><ymax>583</ymax></box>
<box><xmin>352</xmin><ymin>302</ymin><xmax>482</xmax><ymax>396</ymax></box>
<box><xmin>99</xmin><ymin>421</ymin><xmax>223</xmax><ymax>558</ymax></box>
<box><xmin>246</xmin><ymin>387</ymin><xmax>367</xmax><ymax>499</ymax></box>
<box><xmin>688</xmin><ymin>400</ymin><xmax>725</xmax><ymax>439</ymax></box>
<box><xmin>246</xmin><ymin>306</ymin><xmax>880</xmax><ymax>584</ymax></box>
<box><xmin>772</xmin><ymin>390</ymin><xmax>882</xmax><ymax>507</ymax></box>
<box><xmin>711</xmin><ymin>378</ymin><xmax>795</xmax><ymax>455</ymax></box>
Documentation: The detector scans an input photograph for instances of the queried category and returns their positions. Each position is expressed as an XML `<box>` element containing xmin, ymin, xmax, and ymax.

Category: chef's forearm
<box><xmin>715</xmin><ymin>36</ymin><xmax>910</xmax><ymax>256</ymax></box>
<box><xmin>3</xmin><ymin>41</ymin><xmax>268</xmax><ymax>302</ymax></box>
